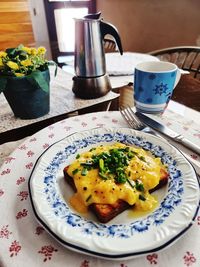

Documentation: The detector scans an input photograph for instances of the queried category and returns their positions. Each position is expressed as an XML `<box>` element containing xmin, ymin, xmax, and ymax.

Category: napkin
<box><xmin>105</xmin><ymin>52</ymin><xmax>159</xmax><ymax>76</ymax></box>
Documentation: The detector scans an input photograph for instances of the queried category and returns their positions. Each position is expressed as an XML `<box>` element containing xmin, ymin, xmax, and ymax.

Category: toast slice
<box><xmin>63</xmin><ymin>166</ymin><xmax>168</xmax><ymax>223</ymax></box>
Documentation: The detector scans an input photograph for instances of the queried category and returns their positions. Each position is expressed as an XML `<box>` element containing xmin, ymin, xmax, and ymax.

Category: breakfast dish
<box><xmin>29</xmin><ymin>128</ymin><xmax>200</xmax><ymax>260</ymax></box>
<box><xmin>63</xmin><ymin>142</ymin><xmax>169</xmax><ymax>223</ymax></box>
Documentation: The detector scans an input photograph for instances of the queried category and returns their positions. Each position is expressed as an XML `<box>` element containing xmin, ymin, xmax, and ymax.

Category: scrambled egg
<box><xmin>67</xmin><ymin>142</ymin><xmax>167</xmax><ymax>213</ymax></box>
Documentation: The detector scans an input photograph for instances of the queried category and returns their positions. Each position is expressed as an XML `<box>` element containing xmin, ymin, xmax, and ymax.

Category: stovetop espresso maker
<box><xmin>72</xmin><ymin>12</ymin><xmax>123</xmax><ymax>99</ymax></box>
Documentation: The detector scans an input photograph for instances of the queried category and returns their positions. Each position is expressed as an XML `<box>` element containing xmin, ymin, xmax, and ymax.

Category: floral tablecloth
<box><xmin>0</xmin><ymin>110</ymin><xmax>200</xmax><ymax>267</ymax></box>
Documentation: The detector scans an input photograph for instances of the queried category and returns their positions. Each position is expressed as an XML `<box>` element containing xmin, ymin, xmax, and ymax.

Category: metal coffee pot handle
<box><xmin>100</xmin><ymin>20</ymin><xmax>123</xmax><ymax>55</ymax></box>
<box><xmin>84</xmin><ymin>12</ymin><xmax>123</xmax><ymax>55</ymax></box>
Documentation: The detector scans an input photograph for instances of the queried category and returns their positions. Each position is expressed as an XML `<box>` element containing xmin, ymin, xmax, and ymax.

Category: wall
<box><xmin>28</xmin><ymin>0</ymin><xmax>52</xmax><ymax>59</ymax></box>
<box><xmin>97</xmin><ymin>0</ymin><xmax>200</xmax><ymax>53</ymax></box>
<box><xmin>0</xmin><ymin>0</ymin><xmax>35</xmax><ymax>50</ymax></box>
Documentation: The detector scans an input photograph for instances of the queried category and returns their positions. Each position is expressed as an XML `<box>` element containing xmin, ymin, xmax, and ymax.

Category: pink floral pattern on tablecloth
<box><xmin>35</xmin><ymin>226</ymin><xmax>45</xmax><ymax>236</ymax></box>
<box><xmin>16</xmin><ymin>177</ymin><xmax>26</xmax><ymax>185</ymax></box>
<box><xmin>0</xmin><ymin>189</ymin><xmax>4</xmax><ymax>196</ymax></box>
<box><xmin>4</xmin><ymin>157</ymin><xmax>15</xmax><ymax>164</ymax></box>
<box><xmin>30</xmin><ymin>137</ymin><xmax>37</xmax><ymax>142</ymax></box>
<box><xmin>9</xmin><ymin>240</ymin><xmax>21</xmax><ymax>257</ymax></box>
<box><xmin>0</xmin><ymin>111</ymin><xmax>199</xmax><ymax>267</ymax></box>
<box><xmin>80</xmin><ymin>260</ymin><xmax>90</xmax><ymax>267</ymax></box>
<box><xmin>0</xmin><ymin>225</ymin><xmax>12</xmax><ymax>239</ymax></box>
<box><xmin>27</xmin><ymin>150</ymin><xmax>34</xmax><ymax>157</ymax></box>
<box><xmin>16</xmin><ymin>209</ymin><xmax>28</xmax><ymax>219</ymax></box>
<box><xmin>18</xmin><ymin>144</ymin><xmax>28</xmax><ymax>150</ymax></box>
<box><xmin>1</xmin><ymin>168</ymin><xmax>11</xmax><ymax>176</ymax></box>
<box><xmin>183</xmin><ymin>252</ymin><xmax>196</xmax><ymax>266</ymax></box>
<box><xmin>17</xmin><ymin>191</ymin><xmax>28</xmax><ymax>201</ymax></box>
<box><xmin>38</xmin><ymin>245</ymin><xmax>58</xmax><ymax>262</ymax></box>
<box><xmin>146</xmin><ymin>253</ymin><xmax>158</xmax><ymax>265</ymax></box>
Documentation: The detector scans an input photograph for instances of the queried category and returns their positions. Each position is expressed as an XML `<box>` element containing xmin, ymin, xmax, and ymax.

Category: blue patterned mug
<box><xmin>134</xmin><ymin>61</ymin><xmax>181</xmax><ymax>114</ymax></box>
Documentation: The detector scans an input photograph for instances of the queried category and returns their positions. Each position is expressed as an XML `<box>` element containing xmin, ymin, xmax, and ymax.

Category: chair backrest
<box><xmin>103</xmin><ymin>38</ymin><xmax>117</xmax><ymax>53</ymax></box>
<box><xmin>149</xmin><ymin>46</ymin><xmax>200</xmax><ymax>79</ymax></box>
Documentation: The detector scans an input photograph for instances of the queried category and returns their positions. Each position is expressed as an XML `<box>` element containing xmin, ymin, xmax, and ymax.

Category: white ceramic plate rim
<box><xmin>28</xmin><ymin>127</ymin><xmax>200</xmax><ymax>260</ymax></box>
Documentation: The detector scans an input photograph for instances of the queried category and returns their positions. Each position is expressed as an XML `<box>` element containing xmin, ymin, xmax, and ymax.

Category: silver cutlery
<box><xmin>119</xmin><ymin>105</ymin><xmax>160</xmax><ymax>136</ymax></box>
<box><xmin>119</xmin><ymin>105</ymin><xmax>200</xmax><ymax>179</ymax></box>
<box><xmin>135</xmin><ymin>111</ymin><xmax>200</xmax><ymax>156</ymax></box>
<box><xmin>119</xmin><ymin>106</ymin><xmax>200</xmax><ymax>156</ymax></box>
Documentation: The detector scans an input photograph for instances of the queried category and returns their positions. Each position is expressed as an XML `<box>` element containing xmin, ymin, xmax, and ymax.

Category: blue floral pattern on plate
<box><xmin>43</xmin><ymin>131</ymin><xmax>183</xmax><ymax>238</ymax></box>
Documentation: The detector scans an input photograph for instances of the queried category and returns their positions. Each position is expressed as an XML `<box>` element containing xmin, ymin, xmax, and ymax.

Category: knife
<box><xmin>135</xmin><ymin>112</ymin><xmax>200</xmax><ymax>155</ymax></box>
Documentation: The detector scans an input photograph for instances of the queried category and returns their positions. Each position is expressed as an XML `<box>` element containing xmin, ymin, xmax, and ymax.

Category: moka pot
<box><xmin>72</xmin><ymin>12</ymin><xmax>123</xmax><ymax>99</ymax></box>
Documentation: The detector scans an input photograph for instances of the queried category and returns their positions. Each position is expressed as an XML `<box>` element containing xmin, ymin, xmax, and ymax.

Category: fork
<box><xmin>119</xmin><ymin>105</ymin><xmax>200</xmax><ymax>178</ymax></box>
<box><xmin>119</xmin><ymin>105</ymin><xmax>159</xmax><ymax>136</ymax></box>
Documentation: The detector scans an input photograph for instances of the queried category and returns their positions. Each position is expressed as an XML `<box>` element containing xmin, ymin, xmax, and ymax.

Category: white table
<box><xmin>0</xmin><ymin>67</ymin><xmax>119</xmax><ymax>144</ymax></box>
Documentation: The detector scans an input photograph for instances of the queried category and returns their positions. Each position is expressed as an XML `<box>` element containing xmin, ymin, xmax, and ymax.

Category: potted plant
<box><xmin>0</xmin><ymin>44</ymin><xmax>57</xmax><ymax>119</ymax></box>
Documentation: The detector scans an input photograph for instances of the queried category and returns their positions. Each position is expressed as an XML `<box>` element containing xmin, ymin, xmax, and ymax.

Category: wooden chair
<box><xmin>149</xmin><ymin>46</ymin><xmax>200</xmax><ymax>111</ymax></box>
<box><xmin>149</xmin><ymin>46</ymin><xmax>200</xmax><ymax>79</ymax></box>
<box><xmin>103</xmin><ymin>38</ymin><xmax>117</xmax><ymax>53</ymax></box>
<box><xmin>111</xmin><ymin>46</ymin><xmax>200</xmax><ymax>111</ymax></box>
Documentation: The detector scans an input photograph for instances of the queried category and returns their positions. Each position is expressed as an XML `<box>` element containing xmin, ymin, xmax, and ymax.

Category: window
<box><xmin>54</xmin><ymin>8</ymin><xmax>88</xmax><ymax>52</ymax></box>
<box><xmin>43</xmin><ymin>0</ymin><xmax>96</xmax><ymax>63</ymax></box>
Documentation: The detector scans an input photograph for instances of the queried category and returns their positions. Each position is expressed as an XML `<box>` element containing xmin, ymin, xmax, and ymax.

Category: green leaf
<box><xmin>5</xmin><ymin>48</ymin><xmax>17</xmax><ymax>58</ymax></box>
<box><xmin>6</xmin><ymin>48</ymin><xmax>15</xmax><ymax>54</ymax></box>
<box><xmin>17</xmin><ymin>44</ymin><xmax>24</xmax><ymax>50</ymax></box>
<box><xmin>27</xmin><ymin>71</ymin><xmax>49</xmax><ymax>93</ymax></box>
<box><xmin>0</xmin><ymin>77</ymin><xmax>7</xmax><ymax>93</ymax></box>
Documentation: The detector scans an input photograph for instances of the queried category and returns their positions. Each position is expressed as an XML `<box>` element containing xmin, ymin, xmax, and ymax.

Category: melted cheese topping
<box><xmin>67</xmin><ymin>143</ymin><xmax>166</xmax><ymax>213</ymax></box>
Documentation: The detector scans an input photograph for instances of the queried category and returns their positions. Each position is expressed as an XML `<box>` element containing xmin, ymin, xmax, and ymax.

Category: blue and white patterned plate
<box><xmin>28</xmin><ymin>128</ymin><xmax>200</xmax><ymax>260</ymax></box>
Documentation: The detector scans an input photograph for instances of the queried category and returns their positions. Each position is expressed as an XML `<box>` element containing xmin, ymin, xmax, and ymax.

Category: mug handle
<box><xmin>174</xmin><ymin>68</ymin><xmax>181</xmax><ymax>88</ymax></box>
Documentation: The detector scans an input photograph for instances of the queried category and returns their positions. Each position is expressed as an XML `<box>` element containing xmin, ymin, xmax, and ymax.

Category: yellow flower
<box><xmin>15</xmin><ymin>73</ymin><xmax>25</xmax><ymax>77</ymax></box>
<box><xmin>21</xmin><ymin>59</ymin><xmax>32</xmax><ymax>67</ymax></box>
<box><xmin>22</xmin><ymin>46</ymin><xmax>31</xmax><ymax>54</ymax></box>
<box><xmin>37</xmin><ymin>47</ymin><xmax>46</xmax><ymax>55</ymax></box>
<box><xmin>30</xmin><ymin>48</ymin><xmax>37</xmax><ymax>56</ymax></box>
<box><xmin>0</xmin><ymin>51</ymin><xmax>7</xmax><ymax>58</ymax></box>
<box><xmin>0</xmin><ymin>45</ymin><xmax>51</xmax><ymax>78</ymax></box>
<box><xmin>7</xmin><ymin>61</ymin><xmax>19</xmax><ymax>70</ymax></box>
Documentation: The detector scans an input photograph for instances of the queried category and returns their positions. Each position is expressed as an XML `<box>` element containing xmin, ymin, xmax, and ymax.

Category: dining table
<box><xmin>0</xmin><ymin>66</ymin><xmax>119</xmax><ymax>145</ymax></box>
<box><xmin>0</xmin><ymin>52</ymin><xmax>200</xmax><ymax>267</ymax></box>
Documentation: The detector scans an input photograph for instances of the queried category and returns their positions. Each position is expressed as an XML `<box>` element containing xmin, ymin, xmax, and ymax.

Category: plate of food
<box><xmin>28</xmin><ymin>128</ymin><xmax>199</xmax><ymax>260</ymax></box>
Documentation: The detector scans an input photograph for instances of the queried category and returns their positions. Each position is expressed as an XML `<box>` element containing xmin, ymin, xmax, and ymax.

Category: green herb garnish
<box><xmin>99</xmin><ymin>158</ymin><xmax>104</xmax><ymax>172</ymax></box>
<box><xmin>127</xmin><ymin>178</ymin><xmax>135</xmax><ymax>189</ymax></box>
<box><xmin>99</xmin><ymin>172</ymin><xmax>109</xmax><ymax>180</ymax></box>
<box><xmin>80</xmin><ymin>161</ymin><xmax>94</xmax><ymax>167</ymax></box>
<box><xmin>77</xmin><ymin>146</ymin><xmax>141</xmax><ymax>185</ymax></box>
<box><xmin>81</xmin><ymin>168</ymin><xmax>88</xmax><ymax>176</ymax></box>
<box><xmin>72</xmin><ymin>168</ymin><xmax>79</xmax><ymax>175</ymax></box>
<box><xmin>139</xmin><ymin>156</ymin><xmax>146</xmax><ymax>162</ymax></box>
<box><xmin>139</xmin><ymin>194</ymin><xmax>146</xmax><ymax>201</ymax></box>
<box><xmin>89</xmin><ymin>147</ymin><xmax>96</xmax><ymax>152</ymax></box>
<box><xmin>135</xmin><ymin>180</ymin><xmax>144</xmax><ymax>192</ymax></box>
<box><xmin>86</xmin><ymin>194</ymin><xmax>92</xmax><ymax>202</ymax></box>
<box><xmin>91</xmin><ymin>147</ymin><xmax>136</xmax><ymax>184</ymax></box>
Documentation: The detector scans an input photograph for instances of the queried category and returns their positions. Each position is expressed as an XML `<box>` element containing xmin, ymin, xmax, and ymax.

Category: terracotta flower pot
<box><xmin>3</xmin><ymin>69</ymin><xmax>50</xmax><ymax>119</ymax></box>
